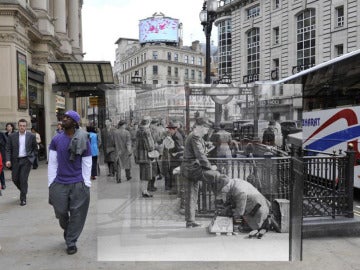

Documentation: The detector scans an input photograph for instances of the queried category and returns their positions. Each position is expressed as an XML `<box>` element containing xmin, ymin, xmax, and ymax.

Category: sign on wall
<box><xmin>55</xmin><ymin>95</ymin><xmax>65</xmax><ymax>109</ymax></box>
<box><xmin>17</xmin><ymin>51</ymin><xmax>28</xmax><ymax>109</ymax></box>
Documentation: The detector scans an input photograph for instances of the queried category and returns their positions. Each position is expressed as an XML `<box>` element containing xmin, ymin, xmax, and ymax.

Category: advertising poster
<box><xmin>17</xmin><ymin>51</ymin><xmax>28</xmax><ymax>109</ymax></box>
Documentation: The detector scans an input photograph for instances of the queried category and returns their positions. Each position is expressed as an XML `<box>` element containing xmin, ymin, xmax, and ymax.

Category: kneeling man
<box><xmin>203</xmin><ymin>170</ymin><xmax>279</xmax><ymax>237</ymax></box>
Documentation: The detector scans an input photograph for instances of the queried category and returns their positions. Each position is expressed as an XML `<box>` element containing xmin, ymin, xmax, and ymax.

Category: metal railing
<box><xmin>302</xmin><ymin>149</ymin><xmax>355</xmax><ymax>218</ymax></box>
<box><xmin>191</xmin><ymin>148</ymin><xmax>355</xmax><ymax>219</ymax></box>
<box><xmin>195</xmin><ymin>155</ymin><xmax>291</xmax><ymax>215</ymax></box>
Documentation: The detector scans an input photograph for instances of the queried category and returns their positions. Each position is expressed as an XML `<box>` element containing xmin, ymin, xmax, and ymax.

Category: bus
<box><xmin>278</xmin><ymin>49</ymin><xmax>360</xmax><ymax>188</ymax></box>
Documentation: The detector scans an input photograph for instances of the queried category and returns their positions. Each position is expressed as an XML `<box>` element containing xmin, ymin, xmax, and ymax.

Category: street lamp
<box><xmin>200</xmin><ymin>0</ymin><xmax>217</xmax><ymax>84</ymax></box>
<box><xmin>200</xmin><ymin>0</ymin><xmax>220</xmax><ymax>126</ymax></box>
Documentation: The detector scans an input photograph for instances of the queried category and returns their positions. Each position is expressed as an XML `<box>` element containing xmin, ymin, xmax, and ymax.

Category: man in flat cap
<box><xmin>113</xmin><ymin>120</ymin><xmax>132</xmax><ymax>183</ymax></box>
<box><xmin>162</xmin><ymin>121</ymin><xmax>184</xmax><ymax>194</ymax></box>
<box><xmin>48</xmin><ymin>110</ymin><xmax>92</xmax><ymax>255</ymax></box>
<box><xmin>203</xmin><ymin>170</ymin><xmax>280</xmax><ymax>237</ymax></box>
<box><xmin>180</xmin><ymin>117</ymin><xmax>214</xmax><ymax>228</ymax></box>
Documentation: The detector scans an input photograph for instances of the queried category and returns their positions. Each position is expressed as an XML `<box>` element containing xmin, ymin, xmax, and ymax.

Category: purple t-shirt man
<box><xmin>48</xmin><ymin>132</ymin><xmax>92</xmax><ymax>185</ymax></box>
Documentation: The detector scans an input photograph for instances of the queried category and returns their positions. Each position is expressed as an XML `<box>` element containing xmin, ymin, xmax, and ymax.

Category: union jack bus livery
<box><xmin>303</xmin><ymin>107</ymin><xmax>360</xmax><ymax>189</ymax></box>
<box><xmin>276</xmin><ymin>48</ymin><xmax>360</xmax><ymax>189</ymax></box>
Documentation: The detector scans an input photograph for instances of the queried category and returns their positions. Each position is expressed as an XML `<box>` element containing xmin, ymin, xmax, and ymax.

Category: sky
<box><xmin>82</xmin><ymin>0</ymin><xmax>217</xmax><ymax>62</ymax></box>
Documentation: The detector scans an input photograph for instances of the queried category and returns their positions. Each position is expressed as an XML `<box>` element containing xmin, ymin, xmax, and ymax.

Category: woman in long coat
<box><xmin>135</xmin><ymin>116</ymin><xmax>155</xmax><ymax>197</ymax></box>
<box><xmin>210</xmin><ymin>123</ymin><xmax>233</xmax><ymax>175</ymax></box>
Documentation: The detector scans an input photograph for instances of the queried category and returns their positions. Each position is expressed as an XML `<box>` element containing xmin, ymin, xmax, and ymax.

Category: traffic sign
<box><xmin>89</xmin><ymin>97</ymin><xmax>98</xmax><ymax>107</ymax></box>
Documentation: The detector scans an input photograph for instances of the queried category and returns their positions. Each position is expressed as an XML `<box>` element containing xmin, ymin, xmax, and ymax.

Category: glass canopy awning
<box><xmin>49</xmin><ymin>61</ymin><xmax>116</xmax><ymax>97</ymax></box>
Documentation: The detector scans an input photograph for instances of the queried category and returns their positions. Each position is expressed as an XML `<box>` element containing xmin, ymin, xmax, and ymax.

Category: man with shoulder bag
<box><xmin>180</xmin><ymin>117</ymin><xmax>214</xmax><ymax>228</ymax></box>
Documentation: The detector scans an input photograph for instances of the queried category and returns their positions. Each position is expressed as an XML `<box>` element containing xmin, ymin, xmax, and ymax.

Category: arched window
<box><xmin>296</xmin><ymin>9</ymin><xmax>316</xmax><ymax>69</ymax></box>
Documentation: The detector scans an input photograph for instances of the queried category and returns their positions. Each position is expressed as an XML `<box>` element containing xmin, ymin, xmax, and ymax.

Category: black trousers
<box><xmin>91</xmin><ymin>156</ymin><xmax>98</xmax><ymax>176</ymax></box>
<box><xmin>12</xmin><ymin>157</ymin><xmax>32</xmax><ymax>201</ymax></box>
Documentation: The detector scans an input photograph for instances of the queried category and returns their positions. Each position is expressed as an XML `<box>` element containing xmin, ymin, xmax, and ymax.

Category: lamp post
<box><xmin>200</xmin><ymin>0</ymin><xmax>219</xmax><ymax>125</ymax></box>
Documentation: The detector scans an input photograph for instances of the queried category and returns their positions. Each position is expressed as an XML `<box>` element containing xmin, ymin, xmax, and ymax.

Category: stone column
<box><xmin>68</xmin><ymin>0</ymin><xmax>80</xmax><ymax>48</ymax></box>
<box><xmin>30</xmin><ymin>0</ymin><xmax>48</xmax><ymax>11</ymax></box>
<box><xmin>54</xmin><ymin>0</ymin><xmax>66</xmax><ymax>34</ymax></box>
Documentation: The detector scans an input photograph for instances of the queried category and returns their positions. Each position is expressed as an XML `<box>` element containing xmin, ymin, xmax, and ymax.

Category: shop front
<box><xmin>28</xmin><ymin>68</ymin><xmax>45</xmax><ymax>158</ymax></box>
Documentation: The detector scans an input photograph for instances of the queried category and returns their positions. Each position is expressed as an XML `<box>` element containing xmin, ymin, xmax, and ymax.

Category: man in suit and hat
<box><xmin>113</xmin><ymin>120</ymin><xmax>132</xmax><ymax>183</ymax></box>
<box><xmin>101</xmin><ymin>119</ymin><xmax>116</xmax><ymax>176</ymax></box>
<box><xmin>180</xmin><ymin>117</ymin><xmax>214</xmax><ymax>228</ymax></box>
<box><xmin>5</xmin><ymin>118</ymin><xmax>37</xmax><ymax>206</ymax></box>
<box><xmin>262</xmin><ymin>120</ymin><xmax>276</xmax><ymax>146</ymax></box>
<box><xmin>163</xmin><ymin>121</ymin><xmax>184</xmax><ymax>194</ymax></box>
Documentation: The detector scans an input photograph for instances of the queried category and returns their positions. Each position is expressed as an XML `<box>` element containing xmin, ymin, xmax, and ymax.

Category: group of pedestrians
<box><xmin>0</xmin><ymin>111</ymin><xmax>281</xmax><ymax>256</ymax></box>
<box><xmin>1</xmin><ymin>111</ymin><xmax>92</xmax><ymax>255</ymax></box>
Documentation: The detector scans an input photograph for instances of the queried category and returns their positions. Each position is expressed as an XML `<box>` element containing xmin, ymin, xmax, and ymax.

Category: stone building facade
<box><xmin>214</xmin><ymin>0</ymin><xmax>360</xmax><ymax>122</ymax></box>
<box><xmin>0</xmin><ymin>0</ymin><xmax>85</xmax><ymax>154</ymax></box>
<box><xmin>114</xmin><ymin>38</ymin><xmax>205</xmax><ymax>86</ymax></box>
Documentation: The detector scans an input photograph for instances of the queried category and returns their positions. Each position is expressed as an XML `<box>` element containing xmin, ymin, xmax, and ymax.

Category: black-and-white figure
<box><xmin>135</xmin><ymin>116</ymin><xmax>156</xmax><ymax>198</ymax></box>
<box><xmin>203</xmin><ymin>170</ymin><xmax>280</xmax><ymax>238</ymax></box>
<box><xmin>113</xmin><ymin>120</ymin><xmax>132</xmax><ymax>183</ymax></box>
<box><xmin>180</xmin><ymin>117</ymin><xmax>214</xmax><ymax>228</ymax></box>
<box><xmin>101</xmin><ymin>119</ymin><xmax>116</xmax><ymax>176</ymax></box>
<box><xmin>262</xmin><ymin>120</ymin><xmax>276</xmax><ymax>146</ymax></box>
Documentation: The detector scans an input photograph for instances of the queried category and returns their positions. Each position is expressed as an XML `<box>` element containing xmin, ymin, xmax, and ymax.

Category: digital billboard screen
<box><xmin>139</xmin><ymin>17</ymin><xmax>179</xmax><ymax>44</ymax></box>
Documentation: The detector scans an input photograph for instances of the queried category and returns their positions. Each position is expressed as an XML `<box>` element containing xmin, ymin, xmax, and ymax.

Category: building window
<box><xmin>191</xmin><ymin>70</ymin><xmax>195</xmax><ymax>80</ymax></box>
<box><xmin>185</xmin><ymin>69</ymin><xmax>189</xmax><ymax>79</ymax></box>
<box><xmin>336</xmin><ymin>6</ymin><xmax>344</xmax><ymax>27</ymax></box>
<box><xmin>198</xmin><ymin>57</ymin><xmax>203</xmax><ymax>66</ymax></box>
<box><xmin>153</xmin><ymin>80</ymin><xmax>158</xmax><ymax>85</ymax></box>
<box><xmin>247</xmin><ymin>5</ymin><xmax>260</xmax><ymax>19</ymax></box>
<box><xmin>174</xmin><ymin>53</ymin><xmax>179</xmax><ymax>62</ymax></box>
<box><xmin>144</xmin><ymin>53</ymin><xmax>147</xmax><ymax>61</ymax></box>
<box><xmin>153</xmin><ymin>51</ymin><xmax>158</xmax><ymax>60</ymax></box>
<box><xmin>191</xmin><ymin>56</ymin><xmax>195</xmax><ymax>64</ymax></box>
<box><xmin>198</xmin><ymin>71</ymin><xmax>202</xmax><ymax>82</ymax></box>
<box><xmin>167</xmin><ymin>66</ymin><xmax>171</xmax><ymax>76</ymax></box>
<box><xmin>167</xmin><ymin>52</ymin><xmax>172</xmax><ymax>61</ymax></box>
<box><xmin>247</xmin><ymin>28</ymin><xmax>260</xmax><ymax>76</ymax></box>
<box><xmin>153</xmin><ymin>65</ymin><xmax>158</xmax><ymax>75</ymax></box>
<box><xmin>184</xmin><ymin>55</ymin><xmax>189</xmax><ymax>64</ymax></box>
<box><xmin>297</xmin><ymin>9</ymin><xmax>316</xmax><ymax>70</ymax></box>
<box><xmin>273</xmin><ymin>58</ymin><xmax>279</xmax><ymax>70</ymax></box>
<box><xmin>274</xmin><ymin>0</ymin><xmax>280</xmax><ymax>9</ymax></box>
<box><xmin>271</xmin><ymin>58</ymin><xmax>279</xmax><ymax>80</ymax></box>
<box><xmin>174</xmin><ymin>67</ymin><xmax>179</xmax><ymax>77</ymax></box>
<box><xmin>218</xmin><ymin>18</ymin><xmax>232</xmax><ymax>76</ymax></box>
<box><xmin>335</xmin><ymin>44</ymin><xmax>344</xmax><ymax>56</ymax></box>
<box><xmin>167</xmin><ymin>81</ymin><xmax>172</xmax><ymax>84</ymax></box>
<box><xmin>273</xmin><ymin>27</ymin><xmax>279</xmax><ymax>45</ymax></box>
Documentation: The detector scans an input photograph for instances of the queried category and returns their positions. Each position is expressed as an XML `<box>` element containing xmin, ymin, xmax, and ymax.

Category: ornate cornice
<box><xmin>0</xmin><ymin>4</ymin><xmax>37</xmax><ymax>25</ymax></box>
<box><xmin>0</xmin><ymin>31</ymin><xmax>29</xmax><ymax>47</ymax></box>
